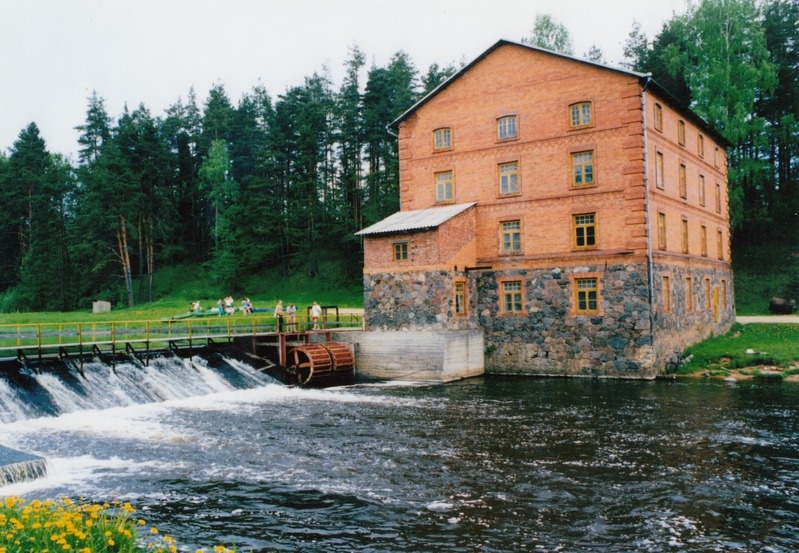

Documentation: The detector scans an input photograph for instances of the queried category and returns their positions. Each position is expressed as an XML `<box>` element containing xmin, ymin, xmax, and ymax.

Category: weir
<box><xmin>0</xmin><ymin>313</ymin><xmax>360</xmax><ymax>487</ymax></box>
<box><xmin>0</xmin><ymin>313</ymin><xmax>360</xmax><ymax>385</ymax></box>
<box><xmin>0</xmin><ymin>446</ymin><xmax>48</xmax><ymax>487</ymax></box>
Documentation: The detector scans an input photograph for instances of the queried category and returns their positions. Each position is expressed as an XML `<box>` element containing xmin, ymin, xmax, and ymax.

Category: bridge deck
<box><xmin>0</xmin><ymin>314</ymin><xmax>362</xmax><ymax>360</ymax></box>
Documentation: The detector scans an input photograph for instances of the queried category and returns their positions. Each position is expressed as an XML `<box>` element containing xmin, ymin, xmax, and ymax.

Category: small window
<box><xmin>698</xmin><ymin>134</ymin><xmax>705</xmax><ymax>157</ymax></box>
<box><xmin>700</xmin><ymin>225</ymin><xmax>708</xmax><ymax>257</ymax></box>
<box><xmin>678</xmin><ymin>120</ymin><xmax>685</xmax><ymax>145</ymax></box>
<box><xmin>699</xmin><ymin>174</ymin><xmax>706</xmax><ymax>206</ymax></box>
<box><xmin>502</xmin><ymin>280</ymin><xmax>523</xmax><ymax>313</ymax></box>
<box><xmin>681</xmin><ymin>218</ymin><xmax>689</xmax><ymax>254</ymax></box>
<box><xmin>393</xmin><ymin>242</ymin><xmax>408</xmax><ymax>261</ymax></box>
<box><xmin>499</xmin><ymin>162</ymin><xmax>519</xmax><ymax>195</ymax></box>
<box><xmin>572</xmin><ymin>151</ymin><xmax>594</xmax><ymax>186</ymax></box>
<box><xmin>433</xmin><ymin>128</ymin><xmax>451</xmax><ymax>150</ymax></box>
<box><xmin>654</xmin><ymin>103</ymin><xmax>663</xmax><ymax>131</ymax></box>
<box><xmin>662</xmin><ymin>276</ymin><xmax>671</xmax><ymax>313</ymax></box>
<box><xmin>686</xmin><ymin>276</ymin><xmax>694</xmax><ymax>312</ymax></box>
<box><xmin>655</xmin><ymin>152</ymin><xmax>665</xmax><ymax>189</ymax></box>
<box><xmin>575</xmin><ymin>278</ymin><xmax>598</xmax><ymax>313</ymax></box>
<box><xmin>714</xmin><ymin>146</ymin><xmax>720</xmax><ymax>167</ymax></box>
<box><xmin>501</xmin><ymin>220</ymin><xmax>522</xmax><ymax>254</ymax></box>
<box><xmin>679</xmin><ymin>163</ymin><xmax>687</xmax><ymax>199</ymax></box>
<box><xmin>570</xmin><ymin>102</ymin><xmax>592</xmax><ymax>128</ymax></box>
<box><xmin>657</xmin><ymin>212</ymin><xmax>667</xmax><ymax>250</ymax></box>
<box><xmin>722</xmin><ymin>280</ymin><xmax>728</xmax><ymax>310</ymax></box>
<box><xmin>435</xmin><ymin>171</ymin><xmax>453</xmax><ymax>202</ymax></box>
<box><xmin>497</xmin><ymin>116</ymin><xmax>517</xmax><ymax>140</ymax></box>
<box><xmin>704</xmin><ymin>278</ymin><xmax>711</xmax><ymax>310</ymax></box>
<box><xmin>454</xmin><ymin>281</ymin><xmax>467</xmax><ymax>315</ymax></box>
<box><xmin>717</xmin><ymin>230</ymin><xmax>724</xmax><ymax>260</ymax></box>
<box><xmin>715</xmin><ymin>182</ymin><xmax>722</xmax><ymax>213</ymax></box>
<box><xmin>573</xmin><ymin>213</ymin><xmax>596</xmax><ymax>249</ymax></box>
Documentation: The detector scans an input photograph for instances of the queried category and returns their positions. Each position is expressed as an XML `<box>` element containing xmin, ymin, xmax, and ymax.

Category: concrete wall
<box><xmin>322</xmin><ymin>329</ymin><xmax>484</xmax><ymax>382</ymax></box>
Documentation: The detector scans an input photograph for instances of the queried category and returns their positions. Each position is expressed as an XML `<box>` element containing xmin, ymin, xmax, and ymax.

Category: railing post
<box><xmin>145</xmin><ymin>321</ymin><xmax>151</xmax><ymax>365</ymax></box>
<box><xmin>36</xmin><ymin>324</ymin><xmax>42</xmax><ymax>364</ymax></box>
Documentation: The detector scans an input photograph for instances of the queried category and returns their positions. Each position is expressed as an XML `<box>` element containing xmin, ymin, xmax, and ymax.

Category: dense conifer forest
<box><xmin>0</xmin><ymin>0</ymin><xmax>796</xmax><ymax>312</ymax></box>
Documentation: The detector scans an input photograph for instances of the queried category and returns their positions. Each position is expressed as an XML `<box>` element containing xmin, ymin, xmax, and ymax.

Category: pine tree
<box><xmin>6</xmin><ymin>124</ymin><xmax>76</xmax><ymax>310</ymax></box>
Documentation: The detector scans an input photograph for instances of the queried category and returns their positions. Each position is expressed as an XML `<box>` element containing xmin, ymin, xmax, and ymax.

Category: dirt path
<box><xmin>736</xmin><ymin>315</ymin><xmax>799</xmax><ymax>324</ymax></box>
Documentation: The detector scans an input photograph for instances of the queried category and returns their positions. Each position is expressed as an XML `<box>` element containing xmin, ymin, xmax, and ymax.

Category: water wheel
<box><xmin>323</xmin><ymin>342</ymin><xmax>355</xmax><ymax>377</ymax></box>
<box><xmin>285</xmin><ymin>343</ymin><xmax>354</xmax><ymax>385</ymax></box>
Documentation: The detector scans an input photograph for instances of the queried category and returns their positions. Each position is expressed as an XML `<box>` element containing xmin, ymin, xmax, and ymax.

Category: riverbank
<box><xmin>674</xmin><ymin>318</ymin><xmax>799</xmax><ymax>381</ymax></box>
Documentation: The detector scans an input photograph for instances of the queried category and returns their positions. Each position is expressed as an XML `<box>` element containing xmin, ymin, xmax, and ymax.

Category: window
<box><xmin>715</xmin><ymin>182</ymin><xmax>722</xmax><ymax>213</ymax></box>
<box><xmin>698</xmin><ymin>134</ymin><xmax>705</xmax><ymax>157</ymax></box>
<box><xmin>572</xmin><ymin>151</ymin><xmax>594</xmax><ymax>186</ymax></box>
<box><xmin>722</xmin><ymin>280</ymin><xmax>728</xmax><ymax>310</ymax></box>
<box><xmin>575</xmin><ymin>278</ymin><xmax>598</xmax><ymax>313</ymax></box>
<box><xmin>678</xmin><ymin>120</ymin><xmax>686</xmax><ymax>145</ymax></box>
<box><xmin>502</xmin><ymin>280</ymin><xmax>523</xmax><ymax>313</ymax></box>
<box><xmin>570</xmin><ymin>102</ymin><xmax>592</xmax><ymax>128</ymax></box>
<box><xmin>657</xmin><ymin>212</ymin><xmax>667</xmax><ymax>250</ymax></box>
<box><xmin>714</xmin><ymin>146</ymin><xmax>720</xmax><ymax>167</ymax></box>
<box><xmin>686</xmin><ymin>276</ymin><xmax>694</xmax><ymax>312</ymax></box>
<box><xmin>654</xmin><ymin>103</ymin><xmax>663</xmax><ymax>131</ymax></box>
<box><xmin>656</xmin><ymin>151</ymin><xmax>664</xmax><ymax>189</ymax></box>
<box><xmin>499</xmin><ymin>162</ymin><xmax>519</xmax><ymax>195</ymax></box>
<box><xmin>573</xmin><ymin>213</ymin><xmax>596</xmax><ymax>249</ymax></box>
<box><xmin>497</xmin><ymin>116</ymin><xmax>517</xmax><ymax>140</ymax></box>
<box><xmin>393</xmin><ymin>242</ymin><xmax>408</xmax><ymax>261</ymax></box>
<box><xmin>454</xmin><ymin>281</ymin><xmax>467</xmax><ymax>315</ymax></box>
<box><xmin>501</xmin><ymin>220</ymin><xmax>522</xmax><ymax>254</ymax></box>
<box><xmin>435</xmin><ymin>171</ymin><xmax>453</xmax><ymax>202</ymax></box>
<box><xmin>433</xmin><ymin>128</ymin><xmax>451</xmax><ymax>150</ymax></box>
<box><xmin>662</xmin><ymin>276</ymin><xmax>671</xmax><ymax>313</ymax></box>
<box><xmin>705</xmin><ymin>278</ymin><xmax>711</xmax><ymax>310</ymax></box>
<box><xmin>679</xmin><ymin>164</ymin><xmax>687</xmax><ymax>199</ymax></box>
<box><xmin>681</xmin><ymin>218</ymin><xmax>689</xmax><ymax>254</ymax></box>
<box><xmin>699</xmin><ymin>174</ymin><xmax>706</xmax><ymax>206</ymax></box>
<box><xmin>717</xmin><ymin>230</ymin><xmax>724</xmax><ymax>260</ymax></box>
<box><xmin>700</xmin><ymin>225</ymin><xmax>708</xmax><ymax>257</ymax></box>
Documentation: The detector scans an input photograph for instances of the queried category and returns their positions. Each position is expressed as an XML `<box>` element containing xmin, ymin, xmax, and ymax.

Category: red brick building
<box><xmin>357</xmin><ymin>40</ymin><xmax>735</xmax><ymax>378</ymax></box>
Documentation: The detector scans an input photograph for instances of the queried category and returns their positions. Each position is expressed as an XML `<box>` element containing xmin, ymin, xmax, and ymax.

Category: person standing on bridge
<box><xmin>275</xmin><ymin>300</ymin><xmax>284</xmax><ymax>332</ymax></box>
<box><xmin>311</xmin><ymin>301</ymin><xmax>322</xmax><ymax>330</ymax></box>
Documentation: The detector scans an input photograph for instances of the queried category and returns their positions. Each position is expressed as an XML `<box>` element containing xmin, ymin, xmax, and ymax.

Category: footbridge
<box><xmin>0</xmin><ymin>309</ymin><xmax>362</xmax><ymax>386</ymax></box>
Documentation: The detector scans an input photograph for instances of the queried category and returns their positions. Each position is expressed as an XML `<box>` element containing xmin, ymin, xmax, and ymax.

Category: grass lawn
<box><xmin>0</xmin><ymin>262</ymin><xmax>363</xmax><ymax>326</ymax></box>
<box><xmin>679</xmin><ymin>323</ymin><xmax>799</xmax><ymax>379</ymax></box>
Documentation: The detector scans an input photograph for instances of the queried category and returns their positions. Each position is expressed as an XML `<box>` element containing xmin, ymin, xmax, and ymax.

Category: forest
<box><xmin>0</xmin><ymin>0</ymin><xmax>797</xmax><ymax>312</ymax></box>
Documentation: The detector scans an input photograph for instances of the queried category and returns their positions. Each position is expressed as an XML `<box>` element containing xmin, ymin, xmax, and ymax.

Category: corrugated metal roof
<box><xmin>355</xmin><ymin>202</ymin><xmax>475</xmax><ymax>236</ymax></box>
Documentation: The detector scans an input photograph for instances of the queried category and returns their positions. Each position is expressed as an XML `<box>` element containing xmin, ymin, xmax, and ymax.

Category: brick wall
<box><xmin>361</xmin><ymin>41</ymin><xmax>735</xmax><ymax>378</ymax></box>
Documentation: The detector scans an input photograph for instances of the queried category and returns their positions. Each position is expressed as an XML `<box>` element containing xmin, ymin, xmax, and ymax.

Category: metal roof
<box><xmin>355</xmin><ymin>202</ymin><xmax>475</xmax><ymax>236</ymax></box>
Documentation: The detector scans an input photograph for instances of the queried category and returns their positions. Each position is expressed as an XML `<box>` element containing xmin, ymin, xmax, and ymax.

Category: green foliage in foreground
<box><xmin>0</xmin><ymin>496</ymin><xmax>237</xmax><ymax>553</ymax></box>
<box><xmin>679</xmin><ymin>323</ymin><xmax>799</xmax><ymax>375</ymax></box>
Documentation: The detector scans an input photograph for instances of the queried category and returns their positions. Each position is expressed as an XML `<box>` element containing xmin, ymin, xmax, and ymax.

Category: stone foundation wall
<box><xmin>476</xmin><ymin>264</ymin><xmax>656</xmax><ymax>378</ymax></box>
<box><xmin>650</xmin><ymin>262</ymin><xmax>736</xmax><ymax>365</ymax></box>
<box><xmin>364</xmin><ymin>271</ymin><xmax>479</xmax><ymax>331</ymax></box>
<box><xmin>363</xmin><ymin>261</ymin><xmax>735</xmax><ymax>379</ymax></box>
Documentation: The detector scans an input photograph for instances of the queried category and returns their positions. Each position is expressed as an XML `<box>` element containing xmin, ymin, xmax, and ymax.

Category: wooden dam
<box><xmin>0</xmin><ymin>309</ymin><xmax>362</xmax><ymax>387</ymax></box>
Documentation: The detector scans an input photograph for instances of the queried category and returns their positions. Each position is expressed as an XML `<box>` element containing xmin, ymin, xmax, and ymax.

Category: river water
<box><xmin>1</xmin><ymin>359</ymin><xmax>798</xmax><ymax>552</ymax></box>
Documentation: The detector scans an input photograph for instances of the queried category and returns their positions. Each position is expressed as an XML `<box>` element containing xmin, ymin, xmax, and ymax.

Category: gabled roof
<box><xmin>355</xmin><ymin>202</ymin><xmax>475</xmax><ymax>236</ymax></box>
<box><xmin>390</xmin><ymin>39</ymin><xmax>730</xmax><ymax>148</ymax></box>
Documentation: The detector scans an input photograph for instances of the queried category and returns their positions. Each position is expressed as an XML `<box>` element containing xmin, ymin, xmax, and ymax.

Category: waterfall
<box><xmin>1</xmin><ymin>352</ymin><xmax>277</xmax><ymax>487</ymax></box>
<box><xmin>0</xmin><ymin>445</ymin><xmax>49</xmax><ymax>486</ymax></box>
<box><xmin>0</xmin><ymin>352</ymin><xmax>277</xmax><ymax>425</ymax></box>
